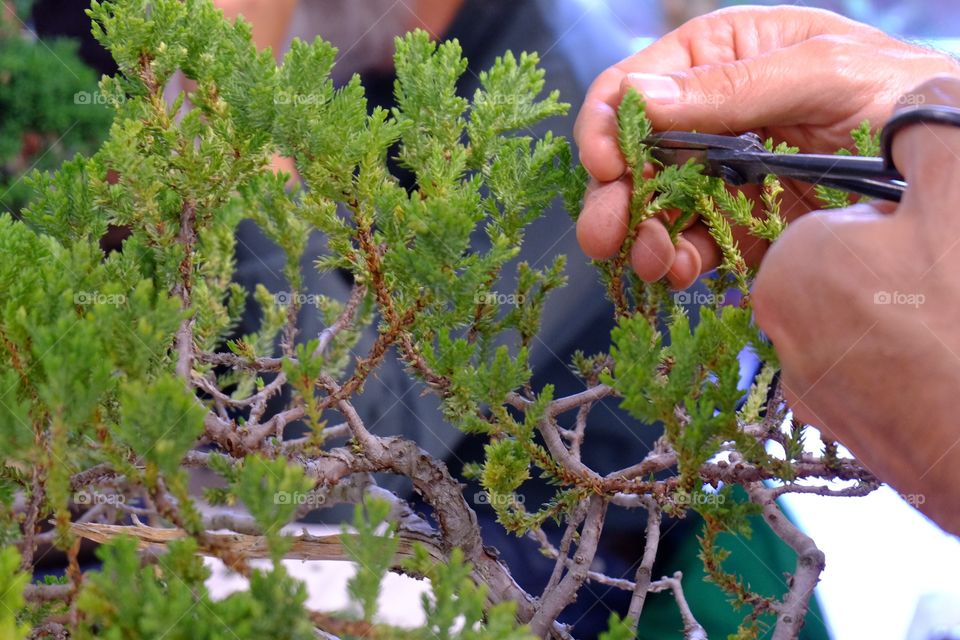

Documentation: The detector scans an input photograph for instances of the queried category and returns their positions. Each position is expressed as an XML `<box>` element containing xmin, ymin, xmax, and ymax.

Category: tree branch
<box><xmin>530</xmin><ymin>495</ymin><xmax>607</xmax><ymax>635</ymax></box>
<box><xmin>173</xmin><ymin>199</ymin><xmax>197</xmax><ymax>380</ymax></box>
<box><xmin>648</xmin><ymin>572</ymin><xmax>707</xmax><ymax>640</ymax></box>
<box><xmin>747</xmin><ymin>483</ymin><xmax>825</xmax><ymax>640</ymax></box>
<box><xmin>627</xmin><ymin>497</ymin><xmax>661</xmax><ymax>627</ymax></box>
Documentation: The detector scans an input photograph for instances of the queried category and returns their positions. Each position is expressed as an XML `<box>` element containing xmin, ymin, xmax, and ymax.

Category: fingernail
<box><xmin>626</xmin><ymin>73</ymin><xmax>681</xmax><ymax>104</ymax></box>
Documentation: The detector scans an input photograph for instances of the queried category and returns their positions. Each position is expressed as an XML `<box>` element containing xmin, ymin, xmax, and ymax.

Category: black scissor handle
<box><xmin>880</xmin><ymin>105</ymin><xmax>960</xmax><ymax>171</ymax></box>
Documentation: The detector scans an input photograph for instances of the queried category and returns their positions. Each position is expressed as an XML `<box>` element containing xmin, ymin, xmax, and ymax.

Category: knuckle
<box><xmin>678</xmin><ymin>61</ymin><xmax>742</xmax><ymax>104</ymax></box>
<box><xmin>805</xmin><ymin>34</ymin><xmax>856</xmax><ymax>67</ymax></box>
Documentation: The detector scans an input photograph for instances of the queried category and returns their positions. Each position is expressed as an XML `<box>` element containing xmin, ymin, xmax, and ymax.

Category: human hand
<box><xmin>574</xmin><ymin>6</ymin><xmax>959</xmax><ymax>288</ymax></box>
<box><xmin>752</xmin><ymin>77</ymin><xmax>960</xmax><ymax>535</ymax></box>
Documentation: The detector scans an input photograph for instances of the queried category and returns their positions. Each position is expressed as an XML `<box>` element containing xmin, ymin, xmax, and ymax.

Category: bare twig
<box><xmin>27</xmin><ymin>622</ymin><xmax>68</xmax><ymax>640</ymax></box>
<box><xmin>747</xmin><ymin>483</ymin><xmax>825</xmax><ymax>640</ymax></box>
<box><xmin>70</xmin><ymin>520</ymin><xmax>446</xmax><ymax>566</ymax></box>
<box><xmin>542</xmin><ymin>503</ymin><xmax>587</xmax><ymax>594</ymax></box>
<box><xmin>316</xmin><ymin>284</ymin><xmax>367</xmax><ymax>356</ymax></box>
<box><xmin>530</xmin><ymin>495</ymin><xmax>607</xmax><ymax>635</ymax></box>
<box><xmin>196</xmin><ymin>351</ymin><xmax>284</xmax><ymax>372</ymax></box>
<box><xmin>23</xmin><ymin>584</ymin><xmax>73</xmax><ymax>603</ymax></box>
<box><xmin>649</xmin><ymin>572</ymin><xmax>708</xmax><ymax>640</ymax></box>
<box><xmin>627</xmin><ymin>497</ymin><xmax>661</xmax><ymax>627</ymax></box>
<box><xmin>173</xmin><ymin>200</ymin><xmax>197</xmax><ymax>380</ymax></box>
<box><xmin>769</xmin><ymin>481</ymin><xmax>878</xmax><ymax>499</ymax></box>
<box><xmin>19</xmin><ymin>465</ymin><xmax>43</xmax><ymax>571</ymax></box>
<box><xmin>569</xmin><ymin>401</ymin><xmax>591</xmax><ymax>460</ymax></box>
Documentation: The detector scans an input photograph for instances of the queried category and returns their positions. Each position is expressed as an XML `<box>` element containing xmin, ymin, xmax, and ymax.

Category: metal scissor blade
<box><xmin>648</xmin><ymin>146</ymin><xmax>712</xmax><ymax>172</ymax></box>
<box><xmin>644</xmin><ymin>131</ymin><xmax>765</xmax><ymax>152</ymax></box>
<box><xmin>644</xmin><ymin>130</ymin><xmax>906</xmax><ymax>201</ymax></box>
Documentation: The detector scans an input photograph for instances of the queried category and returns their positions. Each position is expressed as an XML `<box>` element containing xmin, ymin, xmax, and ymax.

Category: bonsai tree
<box><xmin>0</xmin><ymin>1</ymin><xmax>880</xmax><ymax>638</ymax></box>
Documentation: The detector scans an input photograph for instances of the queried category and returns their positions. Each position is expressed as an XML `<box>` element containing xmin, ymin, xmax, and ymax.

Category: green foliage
<box><xmin>482</xmin><ymin>438</ymin><xmax>531</xmax><ymax>496</ymax></box>
<box><xmin>0</xmin><ymin>546</ymin><xmax>30</xmax><ymax>640</ymax></box>
<box><xmin>815</xmin><ymin>119</ymin><xmax>881</xmax><ymax>208</ymax></box>
<box><xmin>605</xmin><ymin>306</ymin><xmax>765</xmax><ymax>490</ymax></box>
<box><xmin>738</xmin><ymin>362</ymin><xmax>776</xmax><ymax>425</ymax></box>
<box><xmin>403</xmin><ymin>545</ymin><xmax>534</xmax><ymax>640</ymax></box>
<box><xmin>468</xmin><ymin>51</ymin><xmax>566</xmax><ymax>168</ymax></box>
<box><xmin>0</xmin><ymin>31</ymin><xmax>111</xmax><ymax>214</ymax></box>
<box><xmin>617</xmin><ymin>88</ymin><xmax>653</xmax><ymax>177</ymax></box>
<box><xmin>117</xmin><ymin>374</ymin><xmax>207</xmax><ymax>477</ymax></box>
<box><xmin>598</xmin><ymin>613</ymin><xmax>634</xmax><ymax>640</ymax></box>
<box><xmin>233</xmin><ymin>454</ymin><xmax>313</xmax><ymax>558</ymax></box>
<box><xmin>76</xmin><ymin>536</ymin><xmax>315</xmax><ymax>640</ymax></box>
<box><xmin>341</xmin><ymin>497</ymin><xmax>400</xmax><ymax>622</ymax></box>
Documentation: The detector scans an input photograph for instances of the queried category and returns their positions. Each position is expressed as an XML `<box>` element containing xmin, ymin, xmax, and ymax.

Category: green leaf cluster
<box><xmin>232</xmin><ymin>454</ymin><xmax>314</xmax><ymax>558</ymax></box>
<box><xmin>75</xmin><ymin>536</ymin><xmax>314</xmax><ymax>640</ymax></box>
<box><xmin>815</xmin><ymin>119</ymin><xmax>882</xmax><ymax>208</ymax></box>
<box><xmin>0</xmin><ymin>31</ymin><xmax>111</xmax><ymax>214</ymax></box>
<box><xmin>0</xmin><ymin>547</ymin><xmax>30</xmax><ymax>640</ymax></box>
<box><xmin>403</xmin><ymin>545</ymin><xmax>534</xmax><ymax>640</ymax></box>
<box><xmin>341</xmin><ymin>497</ymin><xmax>399</xmax><ymax>622</ymax></box>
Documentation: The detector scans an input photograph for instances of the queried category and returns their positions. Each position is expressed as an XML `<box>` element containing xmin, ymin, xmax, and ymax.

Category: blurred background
<box><xmin>2</xmin><ymin>1</ymin><xmax>960</xmax><ymax>639</ymax></box>
<box><xmin>601</xmin><ymin>0</ymin><xmax>960</xmax><ymax>39</ymax></box>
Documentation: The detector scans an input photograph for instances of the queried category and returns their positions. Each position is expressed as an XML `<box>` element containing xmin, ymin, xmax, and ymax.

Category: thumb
<box><xmin>888</xmin><ymin>76</ymin><xmax>960</xmax><ymax>210</ymax></box>
<box><xmin>621</xmin><ymin>36</ymin><xmax>865</xmax><ymax>134</ymax></box>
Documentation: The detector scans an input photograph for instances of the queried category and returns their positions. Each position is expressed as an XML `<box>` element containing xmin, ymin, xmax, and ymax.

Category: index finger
<box><xmin>573</xmin><ymin>6</ymin><xmax>867</xmax><ymax>182</ymax></box>
<box><xmin>573</xmin><ymin>36</ymin><xmax>691</xmax><ymax>182</ymax></box>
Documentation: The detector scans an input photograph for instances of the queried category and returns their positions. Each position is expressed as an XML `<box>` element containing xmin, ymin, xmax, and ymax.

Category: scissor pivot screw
<box><xmin>741</xmin><ymin>132</ymin><xmax>764</xmax><ymax>147</ymax></box>
<box><xmin>720</xmin><ymin>166</ymin><xmax>747</xmax><ymax>186</ymax></box>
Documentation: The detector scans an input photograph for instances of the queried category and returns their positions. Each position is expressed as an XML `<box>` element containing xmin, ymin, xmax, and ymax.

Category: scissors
<box><xmin>643</xmin><ymin>105</ymin><xmax>960</xmax><ymax>203</ymax></box>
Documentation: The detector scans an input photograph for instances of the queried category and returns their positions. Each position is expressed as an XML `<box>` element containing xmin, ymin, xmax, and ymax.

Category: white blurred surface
<box><xmin>204</xmin><ymin>525</ymin><xmax>429</xmax><ymax>628</ymax></box>
<box><xmin>775</xmin><ymin>424</ymin><xmax>960</xmax><ymax>640</ymax></box>
<box><xmin>783</xmin><ymin>487</ymin><xmax>960</xmax><ymax>639</ymax></box>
